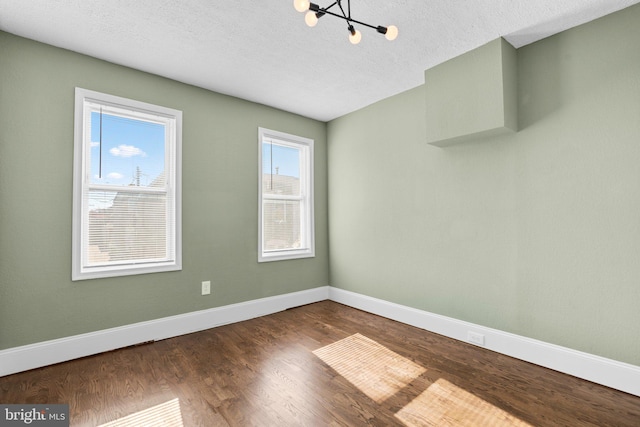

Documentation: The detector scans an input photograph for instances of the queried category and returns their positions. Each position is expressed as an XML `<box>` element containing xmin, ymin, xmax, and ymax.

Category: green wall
<box><xmin>328</xmin><ymin>4</ymin><xmax>640</xmax><ymax>365</ymax></box>
<box><xmin>0</xmin><ymin>32</ymin><xmax>328</xmax><ymax>349</ymax></box>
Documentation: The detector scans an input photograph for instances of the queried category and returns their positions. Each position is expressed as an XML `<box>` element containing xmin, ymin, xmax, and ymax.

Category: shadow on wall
<box><xmin>517</xmin><ymin>37</ymin><xmax>563</xmax><ymax>130</ymax></box>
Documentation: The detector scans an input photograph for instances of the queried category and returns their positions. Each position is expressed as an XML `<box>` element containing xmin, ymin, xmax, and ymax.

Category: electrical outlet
<box><xmin>201</xmin><ymin>281</ymin><xmax>211</xmax><ymax>295</ymax></box>
<box><xmin>467</xmin><ymin>331</ymin><xmax>485</xmax><ymax>346</ymax></box>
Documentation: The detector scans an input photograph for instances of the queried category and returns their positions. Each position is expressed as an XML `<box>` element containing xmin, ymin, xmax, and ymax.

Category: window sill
<box><xmin>258</xmin><ymin>249</ymin><xmax>315</xmax><ymax>263</ymax></box>
<box><xmin>72</xmin><ymin>261</ymin><xmax>181</xmax><ymax>281</ymax></box>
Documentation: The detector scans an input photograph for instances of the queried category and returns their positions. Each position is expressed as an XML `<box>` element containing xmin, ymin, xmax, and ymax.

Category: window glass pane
<box><xmin>262</xmin><ymin>142</ymin><xmax>300</xmax><ymax>196</ymax></box>
<box><xmin>90</xmin><ymin>112</ymin><xmax>166</xmax><ymax>187</ymax></box>
<box><xmin>263</xmin><ymin>199</ymin><xmax>301</xmax><ymax>251</ymax></box>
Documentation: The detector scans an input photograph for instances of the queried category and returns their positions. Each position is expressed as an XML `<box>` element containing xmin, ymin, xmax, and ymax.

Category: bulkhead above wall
<box><xmin>425</xmin><ymin>38</ymin><xmax>518</xmax><ymax>147</ymax></box>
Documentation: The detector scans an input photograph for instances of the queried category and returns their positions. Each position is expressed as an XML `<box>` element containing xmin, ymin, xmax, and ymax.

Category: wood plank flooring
<box><xmin>1</xmin><ymin>301</ymin><xmax>639</xmax><ymax>426</ymax></box>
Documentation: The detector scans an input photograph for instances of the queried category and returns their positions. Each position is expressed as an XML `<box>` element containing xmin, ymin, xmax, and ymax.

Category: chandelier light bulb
<box><xmin>294</xmin><ymin>0</ymin><xmax>310</xmax><ymax>13</ymax></box>
<box><xmin>385</xmin><ymin>25</ymin><xmax>398</xmax><ymax>41</ymax></box>
<box><xmin>305</xmin><ymin>11</ymin><xmax>319</xmax><ymax>27</ymax></box>
<box><xmin>349</xmin><ymin>28</ymin><xmax>362</xmax><ymax>45</ymax></box>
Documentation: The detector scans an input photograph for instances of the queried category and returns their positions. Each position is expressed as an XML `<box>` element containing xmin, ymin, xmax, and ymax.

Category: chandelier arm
<box><xmin>315</xmin><ymin>7</ymin><xmax>381</xmax><ymax>31</ymax></box>
<box><xmin>323</xmin><ymin>2</ymin><xmax>338</xmax><ymax>13</ymax></box>
<box><xmin>337</xmin><ymin>0</ymin><xmax>349</xmax><ymax>21</ymax></box>
<box><xmin>312</xmin><ymin>2</ymin><xmax>340</xmax><ymax>16</ymax></box>
<box><xmin>345</xmin><ymin>17</ymin><xmax>381</xmax><ymax>31</ymax></box>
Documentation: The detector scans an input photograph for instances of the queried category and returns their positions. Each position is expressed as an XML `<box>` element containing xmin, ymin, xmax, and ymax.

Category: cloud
<box><xmin>90</xmin><ymin>141</ymin><xmax>100</xmax><ymax>148</ymax></box>
<box><xmin>109</xmin><ymin>144</ymin><xmax>146</xmax><ymax>158</ymax></box>
<box><xmin>107</xmin><ymin>172</ymin><xmax>124</xmax><ymax>180</ymax></box>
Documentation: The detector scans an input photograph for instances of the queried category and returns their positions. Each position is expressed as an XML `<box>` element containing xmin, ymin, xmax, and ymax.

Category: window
<box><xmin>258</xmin><ymin>128</ymin><xmax>314</xmax><ymax>262</ymax></box>
<box><xmin>72</xmin><ymin>88</ymin><xmax>182</xmax><ymax>280</ymax></box>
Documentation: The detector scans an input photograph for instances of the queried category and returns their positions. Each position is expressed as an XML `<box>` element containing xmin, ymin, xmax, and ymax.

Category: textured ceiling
<box><xmin>1</xmin><ymin>0</ymin><xmax>638</xmax><ymax>121</ymax></box>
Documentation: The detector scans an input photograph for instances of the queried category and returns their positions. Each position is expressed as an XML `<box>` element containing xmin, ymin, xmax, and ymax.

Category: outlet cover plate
<box><xmin>467</xmin><ymin>331</ymin><xmax>485</xmax><ymax>346</ymax></box>
<box><xmin>201</xmin><ymin>281</ymin><xmax>211</xmax><ymax>295</ymax></box>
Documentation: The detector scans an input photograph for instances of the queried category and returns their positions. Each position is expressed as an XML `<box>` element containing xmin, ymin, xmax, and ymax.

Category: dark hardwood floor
<box><xmin>1</xmin><ymin>301</ymin><xmax>639</xmax><ymax>426</ymax></box>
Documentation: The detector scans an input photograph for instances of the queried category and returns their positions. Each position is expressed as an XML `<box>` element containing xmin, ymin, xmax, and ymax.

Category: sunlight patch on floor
<box><xmin>98</xmin><ymin>398</ymin><xmax>184</xmax><ymax>427</ymax></box>
<box><xmin>395</xmin><ymin>378</ymin><xmax>532</xmax><ymax>426</ymax></box>
<box><xmin>313</xmin><ymin>333</ymin><xmax>426</xmax><ymax>403</ymax></box>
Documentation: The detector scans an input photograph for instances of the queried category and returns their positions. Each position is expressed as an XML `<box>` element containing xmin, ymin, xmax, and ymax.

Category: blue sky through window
<box><xmin>262</xmin><ymin>142</ymin><xmax>300</xmax><ymax>178</ymax></box>
<box><xmin>90</xmin><ymin>112</ymin><xmax>165</xmax><ymax>187</ymax></box>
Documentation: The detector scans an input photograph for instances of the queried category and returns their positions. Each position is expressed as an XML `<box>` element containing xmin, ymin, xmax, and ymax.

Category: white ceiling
<box><xmin>1</xmin><ymin>0</ymin><xmax>638</xmax><ymax>121</ymax></box>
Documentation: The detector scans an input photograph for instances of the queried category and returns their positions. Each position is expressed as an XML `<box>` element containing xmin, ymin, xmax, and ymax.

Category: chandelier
<box><xmin>293</xmin><ymin>0</ymin><xmax>398</xmax><ymax>44</ymax></box>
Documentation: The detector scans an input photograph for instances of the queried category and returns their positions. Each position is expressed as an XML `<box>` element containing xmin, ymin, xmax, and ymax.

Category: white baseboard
<box><xmin>3</xmin><ymin>285</ymin><xmax>639</xmax><ymax>398</ymax></box>
<box><xmin>0</xmin><ymin>286</ymin><xmax>329</xmax><ymax>377</ymax></box>
<box><xmin>328</xmin><ymin>287</ymin><xmax>640</xmax><ymax>397</ymax></box>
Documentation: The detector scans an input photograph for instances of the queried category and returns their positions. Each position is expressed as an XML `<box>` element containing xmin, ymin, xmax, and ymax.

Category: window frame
<box><xmin>72</xmin><ymin>87</ymin><xmax>182</xmax><ymax>280</ymax></box>
<box><xmin>258</xmin><ymin>127</ymin><xmax>315</xmax><ymax>262</ymax></box>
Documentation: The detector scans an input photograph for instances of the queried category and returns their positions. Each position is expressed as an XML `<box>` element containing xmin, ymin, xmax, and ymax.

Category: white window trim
<box><xmin>258</xmin><ymin>127</ymin><xmax>315</xmax><ymax>262</ymax></box>
<box><xmin>72</xmin><ymin>88</ymin><xmax>182</xmax><ymax>280</ymax></box>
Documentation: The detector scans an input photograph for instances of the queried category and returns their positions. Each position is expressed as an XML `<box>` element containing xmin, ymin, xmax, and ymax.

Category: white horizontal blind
<box><xmin>73</xmin><ymin>88</ymin><xmax>181</xmax><ymax>279</ymax></box>
<box><xmin>262</xmin><ymin>199</ymin><xmax>302</xmax><ymax>251</ymax></box>
<box><xmin>85</xmin><ymin>189</ymin><xmax>172</xmax><ymax>266</ymax></box>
